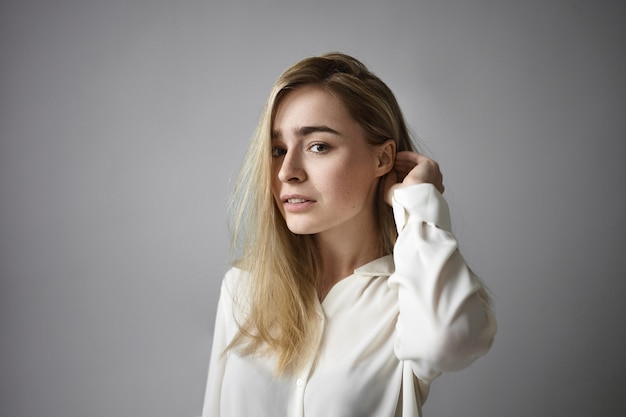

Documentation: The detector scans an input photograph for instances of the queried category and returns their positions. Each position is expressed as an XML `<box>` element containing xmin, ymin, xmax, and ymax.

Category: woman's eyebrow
<box><xmin>272</xmin><ymin>125</ymin><xmax>340</xmax><ymax>139</ymax></box>
<box><xmin>297</xmin><ymin>125</ymin><xmax>340</xmax><ymax>136</ymax></box>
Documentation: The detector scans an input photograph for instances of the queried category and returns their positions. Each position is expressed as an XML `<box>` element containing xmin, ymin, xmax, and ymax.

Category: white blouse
<box><xmin>201</xmin><ymin>184</ymin><xmax>497</xmax><ymax>417</ymax></box>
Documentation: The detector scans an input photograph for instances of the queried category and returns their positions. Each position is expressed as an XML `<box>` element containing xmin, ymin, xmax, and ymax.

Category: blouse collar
<box><xmin>353</xmin><ymin>254</ymin><xmax>394</xmax><ymax>277</ymax></box>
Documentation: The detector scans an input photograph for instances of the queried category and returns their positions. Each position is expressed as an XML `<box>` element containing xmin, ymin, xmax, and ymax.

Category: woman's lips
<box><xmin>286</xmin><ymin>197</ymin><xmax>308</xmax><ymax>203</ymax></box>
<box><xmin>281</xmin><ymin>195</ymin><xmax>316</xmax><ymax>212</ymax></box>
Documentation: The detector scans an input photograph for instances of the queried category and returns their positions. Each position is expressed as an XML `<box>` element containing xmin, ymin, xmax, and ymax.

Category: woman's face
<box><xmin>271</xmin><ymin>85</ymin><xmax>388</xmax><ymax>239</ymax></box>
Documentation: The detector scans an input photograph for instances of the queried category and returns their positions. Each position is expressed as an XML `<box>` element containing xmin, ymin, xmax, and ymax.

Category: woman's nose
<box><xmin>277</xmin><ymin>151</ymin><xmax>306</xmax><ymax>183</ymax></box>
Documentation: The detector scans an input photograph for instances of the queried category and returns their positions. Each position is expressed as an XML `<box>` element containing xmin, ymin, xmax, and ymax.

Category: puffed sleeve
<box><xmin>388</xmin><ymin>183</ymin><xmax>496</xmax><ymax>384</ymax></box>
<box><xmin>201</xmin><ymin>278</ymin><xmax>230</xmax><ymax>417</ymax></box>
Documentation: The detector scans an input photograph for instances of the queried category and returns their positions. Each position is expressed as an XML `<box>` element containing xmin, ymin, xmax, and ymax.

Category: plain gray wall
<box><xmin>1</xmin><ymin>1</ymin><xmax>624</xmax><ymax>416</ymax></box>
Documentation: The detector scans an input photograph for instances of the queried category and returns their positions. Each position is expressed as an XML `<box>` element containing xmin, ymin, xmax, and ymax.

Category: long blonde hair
<box><xmin>227</xmin><ymin>53</ymin><xmax>417</xmax><ymax>375</ymax></box>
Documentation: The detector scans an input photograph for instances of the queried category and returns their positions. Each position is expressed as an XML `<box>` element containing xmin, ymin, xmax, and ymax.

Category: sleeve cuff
<box><xmin>391</xmin><ymin>183</ymin><xmax>452</xmax><ymax>232</ymax></box>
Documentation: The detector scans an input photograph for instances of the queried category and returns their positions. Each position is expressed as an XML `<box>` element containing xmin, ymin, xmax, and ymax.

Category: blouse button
<box><xmin>296</xmin><ymin>378</ymin><xmax>303</xmax><ymax>386</ymax></box>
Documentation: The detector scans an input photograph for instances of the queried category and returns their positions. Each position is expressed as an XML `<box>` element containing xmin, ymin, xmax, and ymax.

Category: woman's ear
<box><xmin>375</xmin><ymin>139</ymin><xmax>396</xmax><ymax>177</ymax></box>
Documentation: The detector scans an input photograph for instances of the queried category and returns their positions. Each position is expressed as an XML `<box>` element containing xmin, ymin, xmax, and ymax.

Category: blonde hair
<box><xmin>227</xmin><ymin>53</ymin><xmax>417</xmax><ymax>374</ymax></box>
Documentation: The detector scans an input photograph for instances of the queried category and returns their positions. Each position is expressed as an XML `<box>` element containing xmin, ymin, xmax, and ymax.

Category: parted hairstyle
<box><xmin>227</xmin><ymin>52</ymin><xmax>418</xmax><ymax>375</ymax></box>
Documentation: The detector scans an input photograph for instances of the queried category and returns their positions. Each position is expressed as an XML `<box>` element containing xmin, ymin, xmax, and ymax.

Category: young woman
<box><xmin>201</xmin><ymin>53</ymin><xmax>496</xmax><ymax>417</ymax></box>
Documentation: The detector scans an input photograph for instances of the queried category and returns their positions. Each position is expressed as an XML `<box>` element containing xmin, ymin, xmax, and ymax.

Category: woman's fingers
<box><xmin>392</xmin><ymin>151</ymin><xmax>445</xmax><ymax>194</ymax></box>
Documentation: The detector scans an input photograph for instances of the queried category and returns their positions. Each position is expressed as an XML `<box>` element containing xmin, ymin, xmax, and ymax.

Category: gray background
<box><xmin>1</xmin><ymin>0</ymin><xmax>624</xmax><ymax>416</ymax></box>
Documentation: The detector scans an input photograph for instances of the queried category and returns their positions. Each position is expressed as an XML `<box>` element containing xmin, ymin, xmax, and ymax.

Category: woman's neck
<box><xmin>313</xmin><ymin>222</ymin><xmax>382</xmax><ymax>301</ymax></box>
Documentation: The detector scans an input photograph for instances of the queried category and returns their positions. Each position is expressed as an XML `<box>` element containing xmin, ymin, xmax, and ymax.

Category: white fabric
<box><xmin>201</xmin><ymin>183</ymin><xmax>496</xmax><ymax>417</ymax></box>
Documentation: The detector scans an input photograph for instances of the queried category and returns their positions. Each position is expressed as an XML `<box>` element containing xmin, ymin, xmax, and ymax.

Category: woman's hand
<box><xmin>383</xmin><ymin>151</ymin><xmax>444</xmax><ymax>206</ymax></box>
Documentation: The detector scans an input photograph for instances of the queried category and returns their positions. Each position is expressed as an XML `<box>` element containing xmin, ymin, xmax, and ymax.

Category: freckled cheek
<box><xmin>329</xmin><ymin>175</ymin><xmax>364</xmax><ymax>209</ymax></box>
<box><xmin>315</xmin><ymin>162</ymin><xmax>371</xmax><ymax>204</ymax></box>
<box><xmin>270</xmin><ymin>167</ymin><xmax>281</xmax><ymax>188</ymax></box>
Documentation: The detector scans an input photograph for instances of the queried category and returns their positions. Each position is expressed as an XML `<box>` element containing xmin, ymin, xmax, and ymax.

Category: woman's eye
<box><xmin>309</xmin><ymin>143</ymin><xmax>329</xmax><ymax>153</ymax></box>
<box><xmin>271</xmin><ymin>147</ymin><xmax>286</xmax><ymax>157</ymax></box>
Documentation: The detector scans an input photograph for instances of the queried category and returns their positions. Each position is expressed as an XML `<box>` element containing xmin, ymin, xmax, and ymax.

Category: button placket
<box><xmin>291</xmin><ymin>303</ymin><xmax>327</xmax><ymax>417</ymax></box>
